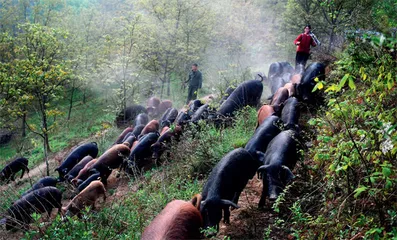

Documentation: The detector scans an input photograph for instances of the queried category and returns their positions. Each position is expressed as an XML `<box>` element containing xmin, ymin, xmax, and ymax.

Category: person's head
<box><xmin>304</xmin><ymin>25</ymin><xmax>311</xmax><ymax>34</ymax></box>
<box><xmin>192</xmin><ymin>63</ymin><xmax>198</xmax><ymax>71</ymax></box>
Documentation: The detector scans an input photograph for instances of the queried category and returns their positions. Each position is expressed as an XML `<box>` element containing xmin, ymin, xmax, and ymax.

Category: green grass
<box><xmin>0</xmin><ymin>92</ymin><xmax>115</xmax><ymax>169</ymax></box>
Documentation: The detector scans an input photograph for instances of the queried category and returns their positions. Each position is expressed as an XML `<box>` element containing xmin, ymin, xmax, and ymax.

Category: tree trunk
<box><xmin>43</xmin><ymin>137</ymin><xmax>50</xmax><ymax>176</ymax></box>
<box><xmin>22</xmin><ymin>110</ymin><xmax>26</xmax><ymax>137</ymax></box>
<box><xmin>167</xmin><ymin>76</ymin><xmax>171</xmax><ymax>96</ymax></box>
<box><xmin>328</xmin><ymin>27</ymin><xmax>335</xmax><ymax>53</ymax></box>
<box><xmin>160</xmin><ymin>81</ymin><xmax>164</xmax><ymax>99</ymax></box>
<box><xmin>41</xmin><ymin>97</ymin><xmax>51</xmax><ymax>153</ymax></box>
<box><xmin>83</xmin><ymin>89</ymin><xmax>86</xmax><ymax>104</ymax></box>
<box><xmin>67</xmin><ymin>84</ymin><xmax>75</xmax><ymax>120</ymax></box>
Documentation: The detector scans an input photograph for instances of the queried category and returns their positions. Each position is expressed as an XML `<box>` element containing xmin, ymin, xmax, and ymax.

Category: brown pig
<box><xmin>256</xmin><ymin>105</ymin><xmax>276</xmax><ymax>128</ymax></box>
<box><xmin>62</xmin><ymin>180</ymin><xmax>106</xmax><ymax>217</ymax></box>
<box><xmin>139</xmin><ymin>120</ymin><xmax>160</xmax><ymax>137</ymax></box>
<box><xmin>89</xmin><ymin>144</ymin><xmax>131</xmax><ymax>184</ymax></box>
<box><xmin>141</xmin><ymin>194</ymin><xmax>203</xmax><ymax>240</ymax></box>
<box><xmin>284</xmin><ymin>82</ymin><xmax>296</xmax><ymax>97</ymax></box>
<box><xmin>270</xmin><ymin>87</ymin><xmax>289</xmax><ymax>107</ymax></box>
<box><xmin>71</xmin><ymin>158</ymin><xmax>98</xmax><ymax>187</ymax></box>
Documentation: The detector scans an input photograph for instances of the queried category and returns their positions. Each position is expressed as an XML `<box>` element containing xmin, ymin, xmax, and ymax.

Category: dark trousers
<box><xmin>295</xmin><ymin>52</ymin><xmax>310</xmax><ymax>68</ymax></box>
<box><xmin>186</xmin><ymin>85</ymin><xmax>198</xmax><ymax>105</ymax></box>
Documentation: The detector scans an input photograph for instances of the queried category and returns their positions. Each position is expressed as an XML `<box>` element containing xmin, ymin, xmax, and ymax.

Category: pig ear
<box><xmin>191</xmin><ymin>194</ymin><xmax>202</xmax><ymax>210</ymax></box>
<box><xmin>281</xmin><ymin>165</ymin><xmax>295</xmax><ymax>182</ymax></box>
<box><xmin>0</xmin><ymin>218</ymin><xmax>7</xmax><ymax>225</ymax></box>
<box><xmin>257</xmin><ymin>164</ymin><xmax>269</xmax><ymax>179</ymax></box>
<box><xmin>220</xmin><ymin>199</ymin><xmax>239</xmax><ymax>209</ymax></box>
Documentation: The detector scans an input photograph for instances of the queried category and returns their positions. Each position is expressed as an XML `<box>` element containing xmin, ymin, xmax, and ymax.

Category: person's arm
<box><xmin>294</xmin><ymin>34</ymin><xmax>302</xmax><ymax>45</ymax></box>
<box><xmin>185</xmin><ymin>72</ymin><xmax>191</xmax><ymax>84</ymax></box>
<box><xmin>310</xmin><ymin>36</ymin><xmax>317</xmax><ymax>47</ymax></box>
<box><xmin>198</xmin><ymin>72</ymin><xmax>203</xmax><ymax>89</ymax></box>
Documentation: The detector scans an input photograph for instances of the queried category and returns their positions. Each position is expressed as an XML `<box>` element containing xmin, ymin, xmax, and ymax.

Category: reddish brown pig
<box><xmin>139</xmin><ymin>120</ymin><xmax>160</xmax><ymax>137</ymax></box>
<box><xmin>141</xmin><ymin>194</ymin><xmax>203</xmax><ymax>240</ymax></box>
<box><xmin>71</xmin><ymin>158</ymin><xmax>98</xmax><ymax>187</ymax></box>
<box><xmin>146</xmin><ymin>97</ymin><xmax>161</xmax><ymax>114</ymax></box>
<box><xmin>156</xmin><ymin>100</ymin><xmax>173</xmax><ymax>116</ymax></box>
<box><xmin>270</xmin><ymin>87</ymin><xmax>289</xmax><ymax>107</ymax></box>
<box><xmin>284</xmin><ymin>82</ymin><xmax>296</xmax><ymax>97</ymax></box>
<box><xmin>256</xmin><ymin>105</ymin><xmax>275</xmax><ymax>128</ymax></box>
<box><xmin>62</xmin><ymin>180</ymin><xmax>106</xmax><ymax>217</ymax></box>
<box><xmin>89</xmin><ymin>144</ymin><xmax>131</xmax><ymax>184</ymax></box>
<box><xmin>160</xmin><ymin>126</ymin><xmax>170</xmax><ymax>136</ymax></box>
<box><xmin>113</xmin><ymin>127</ymin><xmax>133</xmax><ymax>145</ymax></box>
<box><xmin>291</xmin><ymin>74</ymin><xmax>302</xmax><ymax>84</ymax></box>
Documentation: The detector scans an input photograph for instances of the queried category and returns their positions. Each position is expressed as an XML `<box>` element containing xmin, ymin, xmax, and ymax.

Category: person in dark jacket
<box><xmin>294</xmin><ymin>25</ymin><xmax>317</xmax><ymax>68</ymax></box>
<box><xmin>185</xmin><ymin>63</ymin><xmax>203</xmax><ymax>105</ymax></box>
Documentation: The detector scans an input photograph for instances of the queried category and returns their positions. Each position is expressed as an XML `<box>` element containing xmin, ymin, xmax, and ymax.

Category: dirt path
<box><xmin>215</xmin><ymin>178</ymin><xmax>288</xmax><ymax>240</ymax></box>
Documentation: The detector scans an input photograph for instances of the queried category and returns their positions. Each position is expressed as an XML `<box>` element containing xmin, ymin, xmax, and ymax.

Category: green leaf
<box><xmin>354</xmin><ymin>186</ymin><xmax>368</xmax><ymax>198</ymax></box>
<box><xmin>338</xmin><ymin>74</ymin><xmax>349</xmax><ymax>89</ymax></box>
<box><xmin>382</xmin><ymin>167</ymin><xmax>392</xmax><ymax>178</ymax></box>
<box><xmin>348</xmin><ymin>77</ymin><xmax>356</xmax><ymax>90</ymax></box>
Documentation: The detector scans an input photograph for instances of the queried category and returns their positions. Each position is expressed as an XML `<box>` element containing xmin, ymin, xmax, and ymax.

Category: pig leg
<box><xmin>232</xmin><ymin>191</ymin><xmax>242</xmax><ymax>206</ymax></box>
<box><xmin>258</xmin><ymin>182</ymin><xmax>267</xmax><ymax>208</ymax></box>
<box><xmin>223</xmin><ymin>207</ymin><xmax>231</xmax><ymax>224</ymax></box>
<box><xmin>20</xmin><ymin>169</ymin><xmax>25</xmax><ymax>179</ymax></box>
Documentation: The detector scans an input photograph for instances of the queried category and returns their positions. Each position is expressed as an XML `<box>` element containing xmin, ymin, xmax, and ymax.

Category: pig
<box><xmin>160</xmin><ymin>108</ymin><xmax>178</xmax><ymax>128</ymax></box>
<box><xmin>200</xmin><ymin>148</ymin><xmax>263</xmax><ymax>232</ymax></box>
<box><xmin>155</xmin><ymin>100</ymin><xmax>173</xmax><ymax>117</ymax></box>
<box><xmin>257</xmin><ymin>130</ymin><xmax>298</xmax><ymax>206</ymax></box>
<box><xmin>284</xmin><ymin>82</ymin><xmax>297</xmax><ymax>97</ymax></box>
<box><xmin>123</xmin><ymin>135</ymin><xmax>137</xmax><ymax>149</ymax></box>
<box><xmin>245</xmin><ymin>115</ymin><xmax>282</xmax><ymax>155</ymax></box>
<box><xmin>132</xmin><ymin>124</ymin><xmax>145</xmax><ymax>138</ymax></box>
<box><xmin>64</xmin><ymin>156</ymin><xmax>94</xmax><ymax>182</ymax></box>
<box><xmin>113</xmin><ymin>127</ymin><xmax>133</xmax><ymax>145</ymax></box>
<box><xmin>291</xmin><ymin>74</ymin><xmax>302</xmax><ymax>84</ymax></box>
<box><xmin>256</xmin><ymin>105</ymin><xmax>276</xmax><ymax>128</ymax></box>
<box><xmin>125</xmin><ymin>132</ymin><xmax>159</xmax><ymax>172</ymax></box>
<box><xmin>191</xmin><ymin>104</ymin><xmax>209</xmax><ymax>123</ymax></box>
<box><xmin>71</xmin><ymin>158</ymin><xmax>98</xmax><ymax>187</ymax></box>
<box><xmin>219</xmin><ymin>86</ymin><xmax>236</xmax><ymax>105</ymax></box>
<box><xmin>134</xmin><ymin>113</ymin><xmax>150</xmax><ymax>126</ymax></box>
<box><xmin>139</xmin><ymin>120</ymin><xmax>160</xmax><ymax>138</ymax></box>
<box><xmin>175</xmin><ymin>111</ymin><xmax>190</xmax><ymax>126</ymax></box>
<box><xmin>0</xmin><ymin>157</ymin><xmax>29</xmax><ymax>183</ymax></box>
<box><xmin>89</xmin><ymin>144</ymin><xmax>131</xmax><ymax>184</ymax></box>
<box><xmin>297</xmin><ymin>62</ymin><xmax>325</xmax><ymax>101</ymax></box>
<box><xmin>116</xmin><ymin>104</ymin><xmax>147</xmax><ymax>127</ymax></box>
<box><xmin>281</xmin><ymin>97</ymin><xmax>300</xmax><ymax>131</ymax></box>
<box><xmin>268</xmin><ymin>62</ymin><xmax>294</xmax><ymax>96</ymax></box>
<box><xmin>187</xmin><ymin>100</ymin><xmax>203</xmax><ymax>117</ymax></box>
<box><xmin>21</xmin><ymin>177</ymin><xmax>59</xmax><ymax>197</ymax></box>
<box><xmin>217</xmin><ymin>79</ymin><xmax>263</xmax><ymax>117</ymax></box>
<box><xmin>2</xmin><ymin>187</ymin><xmax>62</xmax><ymax>230</ymax></box>
<box><xmin>142</xmin><ymin>195</ymin><xmax>203</xmax><ymax>240</ymax></box>
<box><xmin>269</xmin><ymin>87</ymin><xmax>289</xmax><ymax>107</ymax></box>
<box><xmin>63</xmin><ymin>180</ymin><xmax>106</xmax><ymax>217</ymax></box>
<box><xmin>151</xmin><ymin>126</ymin><xmax>183</xmax><ymax>161</ymax></box>
<box><xmin>55</xmin><ymin>142</ymin><xmax>98</xmax><ymax>181</ymax></box>
<box><xmin>146</xmin><ymin>97</ymin><xmax>161</xmax><ymax>115</ymax></box>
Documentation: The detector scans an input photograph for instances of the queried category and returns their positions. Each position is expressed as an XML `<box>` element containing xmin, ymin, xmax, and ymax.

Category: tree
<box><xmin>0</xmin><ymin>23</ymin><xmax>70</xmax><ymax>175</ymax></box>
<box><xmin>134</xmin><ymin>0</ymin><xmax>214</xmax><ymax>98</ymax></box>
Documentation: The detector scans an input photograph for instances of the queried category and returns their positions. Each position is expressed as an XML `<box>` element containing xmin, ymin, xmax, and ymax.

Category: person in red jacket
<box><xmin>294</xmin><ymin>25</ymin><xmax>317</xmax><ymax>68</ymax></box>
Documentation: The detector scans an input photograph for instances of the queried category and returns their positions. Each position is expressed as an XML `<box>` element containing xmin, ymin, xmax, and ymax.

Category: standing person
<box><xmin>294</xmin><ymin>25</ymin><xmax>317</xmax><ymax>69</ymax></box>
<box><xmin>185</xmin><ymin>63</ymin><xmax>203</xmax><ymax>105</ymax></box>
